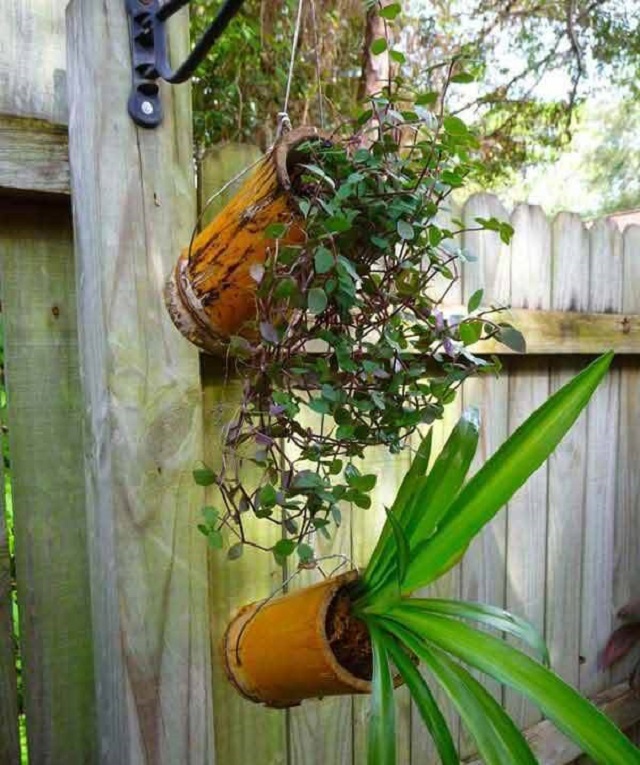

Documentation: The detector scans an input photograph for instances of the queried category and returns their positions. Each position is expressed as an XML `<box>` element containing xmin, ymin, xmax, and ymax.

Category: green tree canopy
<box><xmin>191</xmin><ymin>0</ymin><xmax>640</xmax><ymax>183</ymax></box>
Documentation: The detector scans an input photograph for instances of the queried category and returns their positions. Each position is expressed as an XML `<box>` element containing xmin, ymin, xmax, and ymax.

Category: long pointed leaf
<box><xmin>363</xmin><ymin>412</ymin><xmax>478</xmax><ymax>600</ymax></box>
<box><xmin>382</xmin><ymin>619</ymin><xmax>537</xmax><ymax>765</ymax></box>
<box><xmin>362</xmin><ymin>430</ymin><xmax>432</xmax><ymax>592</ymax></box>
<box><xmin>407</xmin><ymin>407</ymin><xmax>480</xmax><ymax>544</ymax></box>
<box><xmin>387</xmin><ymin>605</ymin><xmax>640</xmax><ymax>764</ymax></box>
<box><xmin>385</xmin><ymin>507</ymin><xmax>410</xmax><ymax>586</ymax></box>
<box><xmin>399</xmin><ymin>599</ymin><xmax>549</xmax><ymax>665</ymax></box>
<box><xmin>381</xmin><ymin>627</ymin><xmax>459</xmax><ymax>765</ymax></box>
<box><xmin>403</xmin><ymin>352</ymin><xmax>613</xmax><ymax>592</ymax></box>
<box><xmin>368</xmin><ymin>623</ymin><xmax>396</xmax><ymax>765</ymax></box>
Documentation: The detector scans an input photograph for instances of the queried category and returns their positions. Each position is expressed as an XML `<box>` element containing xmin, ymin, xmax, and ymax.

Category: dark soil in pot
<box><xmin>326</xmin><ymin>586</ymin><xmax>373</xmax><ymax>681</ymax></box>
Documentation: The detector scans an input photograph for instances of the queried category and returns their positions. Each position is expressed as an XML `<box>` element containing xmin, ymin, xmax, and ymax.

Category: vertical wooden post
<box><xmin>66</xmin><ymin>3</ymin><xmax>214</xmax><ymax>763</ymax></box>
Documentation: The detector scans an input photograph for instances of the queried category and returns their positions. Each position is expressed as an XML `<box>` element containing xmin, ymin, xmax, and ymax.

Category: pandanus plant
<box><xmin>346</xmin><ymin>351</ymin><xmax>640</xmax><ymax>764</ymax></box>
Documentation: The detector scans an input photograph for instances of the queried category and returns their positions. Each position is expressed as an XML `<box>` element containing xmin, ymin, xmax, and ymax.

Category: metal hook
<box><xmin>125</xmin><ymin>0</ymin><xmax>246</xmax><ymax>128</ymax></box>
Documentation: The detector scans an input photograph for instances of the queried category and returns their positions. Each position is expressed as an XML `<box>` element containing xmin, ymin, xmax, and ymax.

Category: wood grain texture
<box><xmin>504</xmin><ymin>204</ymin><xmax>551</xmax><ymax>729</ymax></box>
<box><xmin>545</xmin><ymin>213</ymin><xmax>590</xmax><ymax>691</ymax></box>
<box><xmin>0</xmin><ymin>394</ymin><xmax>19</xmax><ymax>763</ymax></box>
<box><xmin>579</xmin><ymin>219</ymin><xmax>623</xmax><ymax>698</ymax></box>
<box><xmin>66</xmin><ymin>3</ymin><xmax>214</xmax><ymax>763</ymax></box>
<box><xmin>466</xmin><ymin>682</ymin><xmax>640</xmax><ymax>765</ymax></box>
<box><xmin>464</xmin><ymin>308</ymin><xmax>640</xmax><ymax>355</ymax></box>
<box><xmin>0</xmin><ymin>115</ymin><xmax>69</xmax><ymax>196</ymax></box>
<box><xmin>0</xmin><ymin>199</ymin><xmax>95</xmax><ymax>763</ymax></box>
<box><xmin>458</xmin><ymin>192</ymin><xmax>511</xmax><ymax>758</ymax></box>
<box><xmin>612</xmin><ymin>224</ymin><xmax>640</xmax><ymax>685</ymax></box>
<box><xmin>0</xmin><ymin>0</ymin><xmax>68</xmax><ymax>124</ymax></box>
<box><xmin>201</xmin><ymin>365</ymin><xmax>287</xmax><ymax>765</ymax></box>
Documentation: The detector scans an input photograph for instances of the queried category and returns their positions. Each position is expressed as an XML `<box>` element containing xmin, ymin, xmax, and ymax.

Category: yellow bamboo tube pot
<box><xmin>222</xmin><ymin>571</ymin><xmax>375</xmax><ymax>708</ymax></box>
<box><xmin>165</xmin><ymin>126</ymin><xmax>321</xmax><ymax>354</ymax></box>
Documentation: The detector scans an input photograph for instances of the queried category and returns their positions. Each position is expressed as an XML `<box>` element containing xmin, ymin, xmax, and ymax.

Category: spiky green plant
<box><xmin>348</xmin><ymin>352</ymin><xmax>640</xmax><ymax>764</ymax></box>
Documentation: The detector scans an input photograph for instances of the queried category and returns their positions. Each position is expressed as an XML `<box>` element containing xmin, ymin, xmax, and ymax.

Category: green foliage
<box><xmin>198</xmin><ymin>65</ymin><xmax>522</xmax><ymax>555</ymax></box>
<box><xmin>191</xmin><ymin>0</ymin><xmax>362</xmax><ymax>148</ymax></box>
<box><xmin>346</xmin><ymin>353</ymin><xmax>640</xmax><ymax>765</ymax></box>
<box><xmin>191</xmin><ymin>1</ymin><xmax>640</xmax><ymax>181</ymax></box>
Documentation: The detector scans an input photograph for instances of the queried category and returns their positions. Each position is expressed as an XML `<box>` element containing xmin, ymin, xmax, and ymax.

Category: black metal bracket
<box><xmin>126</xmin><ymin>0</ymin><xmax>246</xmax><ymax>128</ymax></box>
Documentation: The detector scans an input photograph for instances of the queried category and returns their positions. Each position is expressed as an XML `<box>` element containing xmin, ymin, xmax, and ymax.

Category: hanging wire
<box><xmin>232</xmin><ymin>553</ymin><xmax>356</xmax><ymax>664</ymax></box>
<box><xmin>308</xmin><ymin>0</ymin><xmax>325</xmax><ymax>129</ymax></box>
<box><xmin>278</xmin><ymin>0</ymin><xmax>306</xmax><ymax>137</ymax></box>
<box><xmin>188</xmin><ymin>0</ymin><xmax>320</xmax><ymax>263</ymax></box>
<box><xmin>187</xmin><ymin>153</ymin><xmax>265</xmax><ymax>265</ymax></box>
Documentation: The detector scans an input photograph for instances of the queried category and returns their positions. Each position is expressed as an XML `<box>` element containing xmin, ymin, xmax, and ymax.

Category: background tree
<box><xmin>191</xmin><ymin>0</ymin><xmax>640</xmax><ymax>197</ymax></box>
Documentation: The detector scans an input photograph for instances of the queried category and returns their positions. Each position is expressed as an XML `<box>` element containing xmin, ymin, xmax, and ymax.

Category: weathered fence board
<box><xmin>66</xmin><ymin>2</ymin><xmax>214</xmax><ymax>762</ymax></box>
<box><xmin>612</xmin><ymin>225</ymin><xmax>640</xmax><ymax>684</ymax></box>
<box><xmin>468</xmin><ymin>308</ymin><xmax>640</xmax><ymax>355</ymax></box>
<box><xmin>0</xmin><ymin>415</ymin><xmax>19</xmax><ymax>763</ymax></box>
<box><xmin>458</xmin><ymin>192</ymin><xmax>511</xmax><ymax>757</ymax></box>
<box><xmin>0</xmin><ymin>0</ymin><xmax>68</xmax><ymax>125</ymax></box>
<box><xmin>579</xmin><ymin>220</ymin><xmax>624</xmax><ymax>698</ymax></box>
<box><xmin>0</xmin><ymin>115</ymin><xmax>69</xmax><ymax>197</ymax></box>
<box><xmin>505</xmin><ymin>205</ymin><xmax>552</xmax><ymax>730</ymax></box>
<box><xmin>0</xmin><ymin>199</ymin><xmax>95</xmax><ymax>763</ymax></box>
<box><xmin>546</xmin><ymin>213</ymin><xmax>590</xmax><ymax>691</ymax></box>
<box><xmin>202</xmin><ymin>366</ymin><xmax>287</xmax><ymax>765</ymax></box>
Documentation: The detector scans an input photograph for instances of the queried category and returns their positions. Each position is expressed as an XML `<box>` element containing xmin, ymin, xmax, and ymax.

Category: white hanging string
<box><xmin>308</xmin><ymin>0</ymin><xmax>325</xmax><ymax>129</ymax></box>
<box><xmin>188</xmin><ymin>152</ymin><xmax>265</xmax><ymax>263</ymax></box>
<box><xmin>189</xmin><ymin>0</ymin><xmax>319</xmax><ymax>260</ymax></box>
<box><xmin>278</xmin><ymin>0</ymin><xmax>306</xmax><ymax>136</ymax></box>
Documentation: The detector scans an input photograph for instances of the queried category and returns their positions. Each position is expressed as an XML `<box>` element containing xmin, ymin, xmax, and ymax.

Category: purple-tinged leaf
<box><xmin>600</xmin><ymin>624</ymin><xmax>640</xmax><ymax>670</ymax></box>
<box><xmin>260</xmin><ymin>321</ymin><xmax>280</xmax><ymax>344</ymax></box>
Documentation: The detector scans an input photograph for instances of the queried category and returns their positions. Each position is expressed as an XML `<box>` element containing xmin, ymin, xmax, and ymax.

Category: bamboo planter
<box><xmin>166</xmin><ymin>126</ymin><xmax>322</xmax><ymax>354</ymax></box>
<box><xmin>222</xmin><ymin>571</ymin><xmax>375</xmax><ymax>708</ymax></box>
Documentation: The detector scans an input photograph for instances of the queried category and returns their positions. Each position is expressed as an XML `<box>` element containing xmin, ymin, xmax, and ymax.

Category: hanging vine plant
<box><xmin>169</xmin><ymin>63</ymin><xmax>522</xmax><ymax>561</ymax></box>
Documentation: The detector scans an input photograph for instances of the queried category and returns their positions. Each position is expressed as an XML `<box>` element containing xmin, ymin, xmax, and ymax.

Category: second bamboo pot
<box><xmin>222</xmin><ymin>571</ymin><xmax>375</xmax><ymax>708</ymax></box>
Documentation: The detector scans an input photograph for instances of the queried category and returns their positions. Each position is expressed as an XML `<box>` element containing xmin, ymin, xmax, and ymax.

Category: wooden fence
<box><xmin>1</xmin><ymin>2</ymin><xmax>640</xmax><ymax>763</ymax></box>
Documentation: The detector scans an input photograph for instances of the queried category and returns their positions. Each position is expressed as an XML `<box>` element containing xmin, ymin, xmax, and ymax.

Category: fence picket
<box><xmin>504</xmin><ymin>204</ymin><xmax>552</xmax><ymax>730</ymax></box>
<box><xmin>579</xmin><ymin>219</ymin><xmax>624</xmax><ymax>697</ymax></box>
<box><xmin>202</xmin><ymin>368</ymin><xmax>288</xmax><ymax>765</ymax></box>
<box><xmin>0</xmin><ymin>199</ymin><xmax>95</xmax><ymax>763</ymax></box>
<box><xmin>612</xmin><ymin>225</ymin><xmax>640</xmax><ymax>685</ymax></box>
<box><xmin>458</xmin><ymin>192</ymin><xmax>511</xmax><ymax>757</ymax></box>
<box><xmin>546</xmin><ymin>212</ymin><xmax>590</xmax><ymax>690</ymax></box>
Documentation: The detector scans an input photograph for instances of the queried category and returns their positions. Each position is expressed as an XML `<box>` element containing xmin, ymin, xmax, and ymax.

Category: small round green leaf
<box><xmin>371</xmin><ymin>38</ymin><xmax>388</xmax><ymax>55</ymax></box>
<box><xmin>193</xmin><ymin>466</ymin><xmax>216</xmax><ymax>486</ymax></box>
<box><xmin>308</xmin><ymin>287</ymin><xmax>328</xmax><ymax>314</ymax></box>
<box><xmin>397</xmin><ymin>220</ymin><xmax>415</xmax><ymax>240</ymax></box>
<box><xmin>314</xmin><ymin>247</ymin><xmax>334</xmax><ymax>274</ymax></box>
<box><xmin>379</xmin><ymin>3</ymin><xmax>401</xmax><ymax>20</ymax></box>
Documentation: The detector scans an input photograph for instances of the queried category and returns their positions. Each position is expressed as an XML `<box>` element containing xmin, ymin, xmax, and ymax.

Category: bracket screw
<box><xmin>141</xmin><ymin>100</ymin><xmax>154</xmax><ymax>115</ymax></box>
